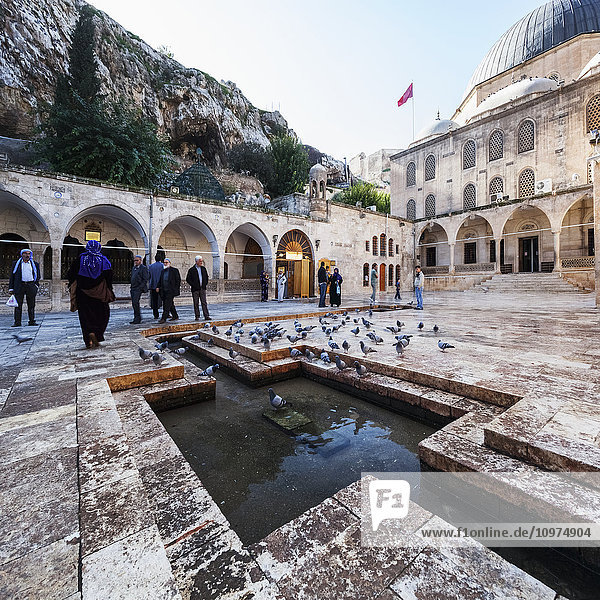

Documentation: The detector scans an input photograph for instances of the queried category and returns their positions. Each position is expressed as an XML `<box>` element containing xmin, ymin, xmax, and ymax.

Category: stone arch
<box><xmin>417</xmin><ymin>222</ymin><xmax>449</xmax><ymax>270</ymax></box>
<box><xmin>158</xmin><ymin>215</ymin><xmax>220</xmax><ymax>279</ymax></box>
<box><xmin>559</xmin><ymin>196</ymin><xmax>595</xmax><ymax>265</ymax></box>
<box><xmin>224</xmin><ymin>222</ymin><xmax>272</xmax><ymax>280</ymax></box>
<box><xmin>455</xmin><ymin>214</ymin><xmax>494</xmax><ymax>269</ymax></box>
<box><xmin>276</xmin><ymin>228</ymin><xmax>315</xmax><ymax>298</ymax></box>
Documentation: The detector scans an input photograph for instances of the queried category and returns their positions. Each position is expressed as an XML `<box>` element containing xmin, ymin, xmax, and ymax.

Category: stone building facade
<box><xmin>390</xmin><ymin>0</ymin><xmax>600</xmax><ymax>297</ymax></box>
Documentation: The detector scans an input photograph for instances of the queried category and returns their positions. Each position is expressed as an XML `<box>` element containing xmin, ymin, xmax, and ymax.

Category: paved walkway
<box><xmin>0</xmin><ymin>289</ymin><xmax>597</xmax><ymax>599</ymax></box>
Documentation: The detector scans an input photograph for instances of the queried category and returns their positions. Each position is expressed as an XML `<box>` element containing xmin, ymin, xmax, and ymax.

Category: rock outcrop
<box><xmin>0</xmin><ymin>0</ymin><xmax>291</xmax><ymax>167</ymax></box>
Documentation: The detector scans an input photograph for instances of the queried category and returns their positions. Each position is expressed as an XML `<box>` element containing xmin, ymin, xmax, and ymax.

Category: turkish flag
<box><xmin>397</xmin><ymin>83</ymin><xmax>413</xmax><ymax>107</ymax></box>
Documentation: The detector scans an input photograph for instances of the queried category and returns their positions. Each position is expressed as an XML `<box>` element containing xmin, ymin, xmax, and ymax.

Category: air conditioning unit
<box><xmin>535</xmin><ymin>178</ymin><xmax>552</xmax><ymax>194</ymax></box>
<box><xmin>170</xmin><ymin>186</ymin><xmax>180</xmax><ymax>194</ymax></box>
<box><xmin>490</xmin><ymin>193</ymin><xmax>503</xmax><ymax>203</ymax></box>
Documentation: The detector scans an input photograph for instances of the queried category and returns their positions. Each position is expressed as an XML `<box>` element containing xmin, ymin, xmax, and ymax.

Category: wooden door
<box><xmin>379</xmin><ymin>263</ymin><xmax>386</xmax><ymax>291</ymax></box>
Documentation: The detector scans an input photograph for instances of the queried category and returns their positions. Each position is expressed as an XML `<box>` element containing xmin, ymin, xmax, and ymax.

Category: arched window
<box><xmin>586</xmin><ymin>94</ymin><xmax>600</xmax><ymax>132</ymax></box>
<box><xmin>224</xmin><ymin>261</ymin><xmax>229</xmax><ymax>280</ymax></box>
<box><xmin>424</xmin><ymin>155</ymin><xmax>436</xmax><ymax>181</ymax></box>
<box><xmin>363</xmin><ymin>262</ymin><xmax>369</xmax><ymax>286</ymax></box>
<box><xmin>388</xmin><ymin>264</ymin><xmax>394</xmax><ymax>286</ymax></box>
<box><xmin>425</xmin><ymin>194</ymin><xmax>436</xmax><ymax>218</ymax></box>
<box><xmin>463</xmin><ymin>140</ymin><xmax>476</xmax><ymax>169</ymax></box>
<box><xmin>489</xmin><ymin>130</ymin><xmax>504</xmax><ymax>161</ymax></box>
<box><xmin>463</xmin><ymin>183</ymin><xmax>476</xmax><ymax>210</ymax></box>
<box><xmin>489</xmin><ymin>176</ymin><xmax>504</xmax><ymax>199</ymax></box>
<box><xmin>365</xmin><ymin>240</ymin><xmax>370</xmax><ymax>252</ymax></box>
<box><xmin>372</xmin><ymin>235</ymin><xmax>378</xmax><ymax>256</ymax></box>
<box><xmin>380</xmin><ymin>233</ymin><xmax>387</xmax><ymax>257</ymax></box>
<box><xmin>406</xmin><ymin>162</ymin><xmax>416</xmax><ymax>187</ymax></box>
<box><xmin>518</xmin><ymin>119</ymin><xmax>535</xmax><ymax>153</ymax></box>
<box><xmin>395</xmin><ymin>264</ymin><xmax>401</xmax><ymax>284</ymax></box>
<box><xmin>518</xmin><ymin>168</ymin><xmax>535</xmax><ymax>198</ymax></box>
<box><xmin>319</xmin><ymin>180</ymin><xmax>325</xmax><ymax>198</ymax></box>
<box><xmin>388</xmin><ymin>238</ymin><xmax>394</xmax><ymax>257</ymax></box>
<box><xmin>547</xmin><ymin>72</ymin><xmax>560</xmax><ymax>83</ymax></box>
<box><xmin>407</xmin><ymin>199</ymin><xmax>416</xmax><ymax>220</ymax></box>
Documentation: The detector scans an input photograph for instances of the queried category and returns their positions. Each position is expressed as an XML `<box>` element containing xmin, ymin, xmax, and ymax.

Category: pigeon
<box><xmin>287</xmin><ymin>334</ymin><xmax>300</xmax><ymax>344</ymax></box>
<box><xmin>351</xmin><ymin>327</ymin><xmax>360</xmax><ymax>336</ymax></box>
<box><xmin>289</xmin><ymin>347</ymin><xmax>303</xmax><ymax>358</ymax></box>
<box><xmin>203</xmin><ymin>322</ymin><xmax>211</xmax><ymax>328</ymax></box>
<box><xmin>152</xmin><ymin>352</ymin><xmax>165</xmax><ymax>367</ymax></box>
<box><xmin>268</xmin><ymin>388</ymin><xmax>286</xmax><ymax>409</ymax></box>
<box><xmin>334</xmin><ymin>356</ymin><xmax>347</xmax><ymax>371</ymax></box>
<box><xmin>325</xmin><ymin>312</ymin><xmax>334</xmax><ymax>318</ymax></box>
<box><xmin>342</xmin><ymin>340</ymin><xmax>351</xmax><ymax>352</ymax></box>
<box><xmin>393</xmin><ymin>340</ymin><xmax>406</xmax><ymax>356</ymax></box>
<box><xmin>355</xmin><ymin>308</ymin><xmax>360</xmax><ymax>313</ymax></box>
<box><xmin>395</xmin><ymin>335</ymin><xmax>412</xmax><ymax>345</ymax></box>
<box><xmin>173</xmin><ymin>347</ymin><xmax>186</xmax><ymax>355</ymax></box>
<box><xmin>481</xmin><ymin>286</ymin><xmax>489</xmax><ymax>293</ymax></box>
<box><xmin>236</xmin><ymin>329</ymin><xmax>244</xmax><ymax>336</ymax></box>
<box><xmin>353</xmin><ymin>361</ymin><xmax>368</xmax><ymax>377</ymax></box>
<box><xmin>324</xmin><ymin>327</ymin><xmax>332</xmax><ymax>336</ymax></box>
<box><xmin>200</xmin><ymin>363</ymin><xmax>219</xmax><ymax>376</ymax></box>
<box><xmin>228</xmin><ymin>347</ymin><xmax>240</xmax><ymax>359</ymax></box>
<box><xmin>155</xmin><ymin>340</ymin><xmax>168</xmax><ymax>352</ymax></box>
<box><xmin>368</xmin><ymin>308</ymin><xmax>373</xmax><ymax>318</ymax></box>
<box><xmin>360</xmin><ymin>340</ymin><xmax>377</xmax><ymax>355</ymax></box>
<box><xmin>251</xmin><ymin>334</ymin><xmax>259</xmax><ymax>344</ymax></box>
<box><xmin>303</xmin><ymin>325</ymin><xmax>316</xmax><ymax>332</ymax></box>
<box><xmin>328</xmin><ymin>337</ymin><xmax>340</xmax><ymax>350</ymax></box>
<box><xmin>397</xmin><ymin>320</ymin><xmax>405</xmax><ymax>330</ymax></box>
<box><xmin>225</xmin><ymin>327</ymin><xmax>233</xmax><ymax>337</ymax></box>
<box><xmin>138</xmin><ymin>346</ymin><xmax>153</xmax><ymax>360</ymax></box>
<box><xmin>366</xmin><ymin>332</ymin><xmax>377</xmax><ymax>342</ymax></box>
<box><xmin>372</xmin><ymin>334</ymin><xmax>384</xmax><ymax>345</ymax></box>
<box><xmin>234</xmin><ymin>334</ymin><xmax>241</xmax><ymax>344</ymax></box>
<box><xmin>189</xmin><ymin>334</ymin><xmax>200</xmax><ymax>340</ymax></box>
<box><xmin>343</xmin><ymin>311</ymin><xmax>348</xmax><ymax>317</ymax></box>
<box><xmin>353</xmin><ymin>318</ymin><xmax>359</xmax><ymax>324</ymax></box>
<box><xmin>332</xmin><ymin>314</ymin><xmax>339</xmax><ymax>320</ymax></box>
<box><xmin>207</xmin><ymin>338</ymin><xmax>215</xmax><ymax>347</ymax></box>
<box><xmin>301</xmin><ymin>331</ymin><xmax>308</xmax><ymax>339</ymax></box>
<box><xmin>262</xmin><ymin>337</ymin><xmax>271</xmax><ymax>351</ymax></box>
<box><xmin>417</xmin><ymin>322</ymin><xmax>424</xmax><ymax>331</ymax></box>
<box><xmin>361</xmin><ymin>317</ymin><xmax>373</xmax><ymax>328</ymax></box>
<box><xmin>438</xmin><ymin>340</ymin><xmax>455</xmax><ymax>352</ymax></box>
<box><xmin>305</xmin><ymin>349</ymin><xmax>315</xmax><ymax>362</ymax></box>
<box><xmin>320</xmin><ymin>351</ymin><xmax>331</xmax><ymax>363</ymax></box>
<box><xmin>433</xmin><ymin>324</ymin><xmax>439</xmax><ymax>334</ymax></box>
<box><xmin>386</xmin><ymin>326</ymin><xmax>399</xmax><ymax>334</ymax></box>
<box><xmin>212</xmin><ymin>326</ymin><xmax>220</xmax><ymax>334</ymax></box>
<box><xmin>233</xmin><ymin>320</ymin><xmax>243</xmax><ymax>328</ymax></box>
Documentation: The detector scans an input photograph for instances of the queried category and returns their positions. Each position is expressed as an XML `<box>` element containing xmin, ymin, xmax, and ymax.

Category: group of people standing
<box><xmin>318</xmin><ymin>262</ymin><xmax>344</xmax><ymax>308</ymax></box>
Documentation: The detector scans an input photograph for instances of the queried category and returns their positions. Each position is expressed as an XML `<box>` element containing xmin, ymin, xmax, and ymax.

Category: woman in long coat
<box><xmin>277</xmin><ymin>271</ymin><xmax>286</xmax><ymax>302</ymax></box>
<box><xmin>68</xmin><ymin>240</ymin><xmax>114</xmax><ymax>348</ymax></box>
<box><xmin>328</xmin><ymin>267</ymin><xmax>343</xmax><ymax>307</ymax></box>
<box><xmin>260</xmin><ymin>270</ymin><xmax>269</xmax><ymax>302</ymax></box>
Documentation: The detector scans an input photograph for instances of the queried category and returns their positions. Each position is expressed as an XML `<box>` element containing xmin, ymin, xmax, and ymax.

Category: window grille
<box><xmin>363</xmin><ymin>263</ymin><xmax>369</xmax><ymax>286</ymax></box>
<box><xmin>380</xmin><ymin>233</ymin><xmax>387</xmax><ymax>257</ymax></box>
<box><xmin>547</xmin><ymin>72</ymin><xmax>560</xmax><ymax>83</ymax></box>
<box><xmin>489</xmin><ymin>130</ymin><xmax>504</xmax><ymax>161</ymax></box>
<box><xmin>365</xmin><ymin>240</ymin><xmax>370</xmax><ymax>252</ymax></box>
<box><xmin>489</xmin><ymin>176</ymin><xmax>504</xmax><ymax>196</ymax></box>
<box><xmin>424</xmin><ymin>155</ymin><xmax>436</xmax><ymax>181</ymax></box>
<box><xmin>463</xmin><ymin>184</ymin><xmax>476</xmax><ymax>210</ymax></box>
<box><xmin>389</xmin><ymin>264</ymin><xmax>394</xmax><ymax>286</ymax></box>
<box><xmin>425</xmin><ymin>194</ymin><xmax>436</xmax><ymax>218</ymax></box>
<box><xmin>588</xmin><ymin>161</ymin><xmax>594</xmax><ymax>184</ymax></box>
<box><xmin>388</xmin><ymin>238</ymin><xmax>394</xmax><ymax>257</ymax></box>
<box><xmin>518</xmin><ymin>120</ymin><xmax>535</xmax><ymax>153</ymax></box>
<box><xmin>518</xmin><ymin>169</ymin><xmax>535</xmax><ymax>198</ymax></box>
<box><xmin>586</xmin><ymin>95</ymin><xmax>600</xmax><ymax>132</ymax></box>
<box><xmin>407</xmin><ymin>199</ymin><xmax>416</xmax><ymax>220</ymax></box>
<box><xmin>395</xmin><ymin>264</ymin><xmax>401</xmax><ymax>284</ymax></box>
<box><xmin>372</xmin><ymin>236</ymin><xmax>378</xmax><ymax>256</ymax></box>
<box><xmin>463</xmin><ymin>140</ymin><xmax>476</xmax><ymax>169</ymax></box>
<box><xmin>426</xmin><ymin>247</ymin><xmax>436</xmax><ymax>266</ymax></box>
<box><xmin>464</xmin><ymin>242</ymin><xmax>477</xmax><ymax>264</ymax></box>
<box><xmin>406</xmin><ymin>162</ymin><xmax>416</xmax><ymax>187</ymax></box>
<box><xmin>588</xmin><ymin>229</ymin><xmax>595</xmax><ymax>256</ymax></box>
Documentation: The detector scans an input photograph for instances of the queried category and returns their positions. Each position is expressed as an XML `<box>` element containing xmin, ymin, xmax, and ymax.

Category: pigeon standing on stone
<box><xmin>417</xmin><ymin>322</ymin><xmax>424</xmax><ymax>331</ymax></box>
<box><xmin>433</xmin><ymin>324</ymin><xmax>439</xmax><ymax>334</ymax></box>
<box><xmin>201</xmin><ymin>363</ymin><xmax>219</xmax><ymax>376</ymax></box>
<box><xmin>234</xmin><ymin>334</ymin><xmax>241</xmax><ymax>344</ymax></box>
<box><xmin>360</xmin><ymin>340</ymin><xmax>377</xmax><ymax>356</ymax></box>
<box><xmin>228</xmin><ymin>347</ymin><xmax>240</xmax><ymax>360</ymax></box>
<box><xmin>287</xmin><ymin>334</ymin><xmax>300</xmax><ymax>344</ymax></box>
<box><xmin>438</xmin><ymin>340</ymin><xmax>455</xmax><ymax>352</ymax></box>
<box><xmin>262</xmin><ymin>337</ymin><xmax>271</xmax><ymax>351</ymax></box>
<box><xmin>155</xmin><ymin>340</ymin><xmax>168</xmax><ymax>352</ymax></box>
<box><xmin>289</xmin><ymin>347</ymin><xmax>303</xmax><ymax>358</ymax></box>
<box><xmin>173</xmin><ymin>347</ymin><xmax>186</xmax><ymax>356</ymax></box>
<box><xmin>334</xmin><ymin>356</ymin><xmax>347</xmax><ymax>371</ymax></box>
<box><xmin>351</xmin><ymin>327</ymin><xmax>360</xmax><ymax>336</ymax></box>
<box><xmin>305</xmin><ymin>349</ymin><xmax>315</xmax><ymax>362</ymax></box>
<box><xmin>152</xmin><ymin>352</ymin><xmax>165</xmax><ymax>367</ymax></box>
<box><xmin>353</xmin><ymin>361</ymin><xmax>368</xmax><ymax>377</ymax></box>
<box><xmin>268</xmin><ymin>388</ymin><xmax>286</xmax><ymax>409</ymax></box>
<box><xmin>251</xmin><ymin>334</ymin><xmax>259</xmax><ymax>344</ymax></box>
<box><xmin>212</xmin><ymin>325</ymin><xmax>220</xmax><ymax>334</ymax></box>
<box><xmin>328</xmin><ymin>337</ymin><xmax>340</xmax><ymax>350</ymax></box>
<box><xmin>225</xmin><ymin>327</ymin><xmax>233</xmax><ymax>338</ymax></box>
<box><xmin>397</xmin><ymin>321</ymin><xmax>405</xmax><ymax>330</ymax></box>
<box><xmin>342</xmin><ymin>340</ymin><xmax>350</xmax><ymax>352</ymax></box>
<box><xmin>386</xmin><ymin>326</ymin><xmax>399</xmax><ymax>335</ymax></box>
<box><xmin>207</xmin><ymin>338</ymin><xmax>215</xmax><ymax>347</ymax></box>
<box><xmin>320</xmin><ymin>351</ymin><xmax>331</xmax><ymax>363</ymax></box>
<box><xmin>138</xmin><ymin>346</ymin><xmax>153</xmax><ymax>360</ymax></box>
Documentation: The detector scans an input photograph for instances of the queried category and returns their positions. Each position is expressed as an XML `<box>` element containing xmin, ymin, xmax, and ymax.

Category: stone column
<box><xmin>552</xmin><ymin>229</ymin><xmax>561</xmax><ymax>272</ymax></box>
<box><xmin>494</xmin><ymin>236</ymin><xmax>502</xmax><ymax>273</ymax></box>
<box><xmin>51</xmin><ymin>244</ymin><xmax>63</xmax><ymax>311</ymax></box>
<box><xmin>593</xmin><ymin>156</ymin><xmax>600</xmax><ymax>307</ymax></box>
<box><xmin>449</xmin><ymin>243</ymin><xmax>456</xmax><ymax>275</ymax></box>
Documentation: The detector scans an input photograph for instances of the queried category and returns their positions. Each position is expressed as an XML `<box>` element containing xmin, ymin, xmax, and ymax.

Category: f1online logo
<box><xmin>369</xmin><ymin>480</ymin><xmax>411</xmax><ymax>531</ymax></box>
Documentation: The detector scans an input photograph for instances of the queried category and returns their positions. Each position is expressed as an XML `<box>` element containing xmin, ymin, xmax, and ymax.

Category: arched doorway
<box><xmin>560</xmin><ymin>197</ymin><xmax>594</xmax><ymax>269</ymax></box>
<box><xmin>224</xmin><ymin>223</ymin><xmax>271</xmax><ymax>281</ymax></box>
<box><xmin>379</xmin><ymin>263</ymin><xmax>386</xmax><ymax>291</ymax></box>
<box><xmin>417</xmin><ymin>223</ymin><xmax>450</xmax><ymax>273</ymax></box>
<box><xmin>454</xmin><ymin>215</ymin><xmax>494</xmax><ymax>272</ymax></box>
<box><xmin>0</xmin><ymin>233</ymin><xmax>26</xmax><ymax>279</ymax></box>
<box><xmin>276</xmin><ymin>229</ymin><xmax>314</xmax><ymax>298</ymax></box>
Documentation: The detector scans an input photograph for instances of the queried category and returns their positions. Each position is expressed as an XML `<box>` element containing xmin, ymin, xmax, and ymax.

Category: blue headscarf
<box><xmin>13</xmin><ymin>249</ymin><xmax>38</xmax><ymax>280</ymax></box>
<box><xmin>78</xmin><ymin>240</ymin><xmax>112</xmax><ymax>279</ymax></box>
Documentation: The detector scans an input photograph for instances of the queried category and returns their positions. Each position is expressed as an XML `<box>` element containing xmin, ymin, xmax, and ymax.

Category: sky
<box><xmin>89</xmin><ymin>0</ymin><xmax>543</xmax><ymax>160</ymax></box>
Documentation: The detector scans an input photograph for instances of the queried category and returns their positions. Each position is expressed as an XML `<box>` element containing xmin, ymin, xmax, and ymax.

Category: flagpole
<box><xmin>411</xmin><ymin>92</ymin><xmax>415</xmax><ymax>141</ymax></box>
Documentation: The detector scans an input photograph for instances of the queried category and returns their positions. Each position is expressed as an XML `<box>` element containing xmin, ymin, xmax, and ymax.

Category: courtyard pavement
<box><xmin>0</xmin><ymin>288</ymin><xmax>597</xmax><ymax>599</ymax></box>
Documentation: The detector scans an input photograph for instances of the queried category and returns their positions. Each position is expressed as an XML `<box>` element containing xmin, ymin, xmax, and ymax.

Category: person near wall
<box><xmin>130</xmin><ymin>255</ymin><xmax>149</xmax><ymax>324</ymax></box>
<box><xmin>260</xmin><ymin>270</ymin><xmax>269</xmax><ymax>302</ymax></box>
<box><xmin>148</xmin><ymin>255</ymin><xmax>164</xmax><ymax>319</ymax></box>
<box><xmin>157</xmin><ymin>258</ymin><xmax>181</xmax><ymax>323</ymax></box>
<box><xmin>9</xmin><ymin>248</ymin><xmax>40</xmax><ymax>327</ymax></box>
<box><xmin>277</xmin><ymin>271</ymin><xmax>286</xmax><ymax>302</ymax></box>
<box><xmin>394</xmin><ymin>278</ymin><xmax>402</xmax><ymax>301</ymax></box>
<box><xmin>67</xmin><ymin>240</ymin><xmax>115</xmax><ymax>348</ymax></box>
<box><xmin>370</xmin><ymin>266</ymin><xmax>378</xmax><ymax>303</ymax></box>
<box><xmin>317</xmin><ymin>261</ymin><xmax>327</xmax><ymax>308</ymax></box>
<box><xmin>186</xmin><ymin>255</ymin><xmax>210</xmax><ymax>320</ymax></box>
<box><xmin>328</xmin><ymin>267</ymin><xmax>343</xmax><ymax>307</ymax></box>
<box><xmin>414</xmin><ymin>265</ymin><xmax>424</xmax><ymax>310</ymax></box>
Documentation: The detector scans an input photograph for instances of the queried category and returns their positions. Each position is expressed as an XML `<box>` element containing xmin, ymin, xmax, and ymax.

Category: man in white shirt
<box><xmin>9</xmin><ymin>249</ymin><xmax>41</xmax><ymax>327</ymax></box>
<box><xmin>414</xmin><ymin>266</ymin><xmax>425</xmax><ymax>310</ymax></box>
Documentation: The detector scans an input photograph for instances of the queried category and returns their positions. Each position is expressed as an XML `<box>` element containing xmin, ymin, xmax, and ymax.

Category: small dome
<box><xmin>410</xmin><ymin>118</ymin><xmax>459</xmax><ymax>147</ymax></box>
<box><xmin>468</xmin><ymin>77</ymin><xmax>558</xmax><ymax>121</ymax></box>
<box><xmin>309</xmin><ymin>163</ymin><xmax>327</xmax><ymax>178</ymax></box>
<box><xmin>579</xmin><ymin>51</ymin><xmax>600</xmax><ymax>79</ymax></box>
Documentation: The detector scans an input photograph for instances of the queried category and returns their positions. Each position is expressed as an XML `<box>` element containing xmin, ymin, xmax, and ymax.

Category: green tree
<box><xmin>228</xmin><ymin>141</ymin><xmax>274</xmax><ymax>187</ymax></box>
<box><xmin>332</xmin><ymin>182</ymin><xmax>390</xmax><ymax>213</ymax></box>
<box><xmin>268</xmin><ymin>135</ymin><xmax>310</xmax><ymax>197</ymax></box>
<box><xmin>36</xmin><ymin>6</ymin><xmax>175</xmax><ymax>188</ymax></box>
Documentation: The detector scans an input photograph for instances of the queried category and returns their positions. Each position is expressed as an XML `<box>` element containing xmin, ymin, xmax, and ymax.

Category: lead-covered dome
<box><xmin>410</xmin><ymin>118</ymin><xmax>459</xmax><ymax>147</ymax></box>
<box><xmin>464</xmin><ymin>0</ymin><xmax>600</xmax><ymax>99</ymax></box>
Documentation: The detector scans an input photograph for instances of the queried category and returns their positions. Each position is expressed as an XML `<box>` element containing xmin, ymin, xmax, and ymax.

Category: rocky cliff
<box><xmin>0</xmin><ymin>0</ymin><xmax>290</xmax><ymax>167</ymax></box>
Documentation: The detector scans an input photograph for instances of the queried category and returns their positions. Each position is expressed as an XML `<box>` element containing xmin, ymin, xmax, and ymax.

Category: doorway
<box><xmin>379</xmin><ymin>263</ymin><xmax>386</xmax><ymax>291</ymax></box>
<box><xmin>519</xmin><ymin>236</ymin><xmax>539</xmax><ymax>272</ymax></box>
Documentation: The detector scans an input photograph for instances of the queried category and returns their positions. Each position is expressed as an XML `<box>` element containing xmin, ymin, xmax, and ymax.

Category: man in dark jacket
<box><xmin>9</xmin><ymin>248</ymin><xmax>40</xmax><ymax>327</ymax></box>
<box><xmin>148</xmin><ymin>254</ymin><xmax>164</xmax><ymax>319</ymax></box>
<box><xmin>317</xmin><ymin>261</ymin><xmax>327</xmax><ymax>308</ymax></box>
<box><xmin>156</xmin><ymin>259</ymin><xmax>181</xmax><ymax>323</ymax></box>
<box><xmin>130</xmin><ymin>255</ymin><xmax>149</xmax><ymax>324</ymax></box>
<box><xmin>186</xmin><ymin>255</ymin><xmax>210</xmax><ymax>320</ymax></box>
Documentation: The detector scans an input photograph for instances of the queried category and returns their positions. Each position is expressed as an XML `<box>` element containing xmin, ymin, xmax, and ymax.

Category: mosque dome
<box><xmin>468</xmin><ymin>77</ymin><xmax>559</xmax><ymax>121</ymax></box>
<box><xmin>410</xmin><ymin>118</ymin><xmax>459</xmax><ymax>147</ymax></box>
<box><xmin>579</xmin><ymin>50</ymin><xmax>600</xmax><ymax>79</ymax></box>
<box><xmin>464</xmin><ymin>0</ymin><xmax>600</xmax><ymax>99</ymax></box>
<box><xmin>309</xmin><ymin>163</ymin><xmax>328</xmax><ymax>178</ymax></box>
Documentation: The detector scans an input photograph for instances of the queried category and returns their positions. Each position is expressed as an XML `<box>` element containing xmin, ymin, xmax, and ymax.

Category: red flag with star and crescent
<box><xmin>397</xmin><ymin>83</ymin><xmax>413</xmax><ymax>107</ymax></box>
